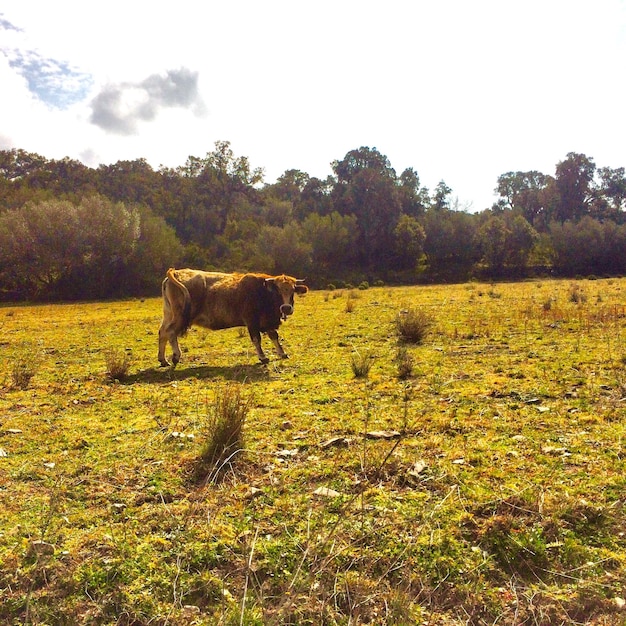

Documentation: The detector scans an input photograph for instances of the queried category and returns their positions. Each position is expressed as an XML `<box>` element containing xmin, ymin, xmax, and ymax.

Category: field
<box><xmin>1</xmin><ymin>278</ymin><xmax>625</xmax><ymax>625</ymax></box>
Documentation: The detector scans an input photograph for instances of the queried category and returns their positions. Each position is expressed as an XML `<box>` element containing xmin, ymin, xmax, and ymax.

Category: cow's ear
<box><xmin>295</xmin><ymin>284</ymin><xmax>308</xmax><ymax>294</ymax></box>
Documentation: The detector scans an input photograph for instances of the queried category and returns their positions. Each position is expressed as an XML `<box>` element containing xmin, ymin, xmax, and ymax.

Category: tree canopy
<box><xmin>1</xmin><ymin>142</ymin><xmax>625</xmax><ymax>301</ymax></box>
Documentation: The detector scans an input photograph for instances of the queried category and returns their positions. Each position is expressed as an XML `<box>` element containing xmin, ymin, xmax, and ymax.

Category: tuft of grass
<box><xmin>344</xmin><ymin>292</ymin><xmax>356</xmax><ymax>313</ymax></box>
<box><xmin>395</xmin><ymin>307</ymin><xmax>434</xmax><ymax>344</ymax></box>
<box><xmin>350</xmin><ymin>350</ymin><xmax>373</xmax><ymax>378</ymax></box>
<box><xmin>394</xmin><ymin>346</ymin><xmax>414</xmax><ymax>379</ymax></box>
<box><xmin>104</xmin><ymin>348</ymin><xmax>132</xmax><ymax>381</ymax></box>
<box><xmin>198</xmin><ymin>383</ymin><xmax>250</xmax><ymax>473</ymax></box>
<box><xmin>569</xmin><ymin>283</ymin><xmax>588</xmax><ymax>303</ymax></box>
<box><xmin>10</xmin><ymin>352</ymin><xmax>40</xmax><ymax>389</ymax></box>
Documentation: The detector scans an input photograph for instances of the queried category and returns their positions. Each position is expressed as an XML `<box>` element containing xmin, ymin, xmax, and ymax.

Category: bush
<box><xmin>396</xmin><ymin>308</ymin><xmax>434</xmax><ymax>344</ymax></box>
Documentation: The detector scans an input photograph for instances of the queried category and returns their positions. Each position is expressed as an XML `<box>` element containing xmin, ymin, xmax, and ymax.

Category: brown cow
<box><xmin>158</xmin><ymin>268</ymin><xmax>308</xmax><ymax>367</ymax></box>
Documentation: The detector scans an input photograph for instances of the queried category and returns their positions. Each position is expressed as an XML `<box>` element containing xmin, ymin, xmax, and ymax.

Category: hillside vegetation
<box><xmin>1</xmin><ymin>278</ymin><xmax>625</xmax><ymax>624</ymax></box>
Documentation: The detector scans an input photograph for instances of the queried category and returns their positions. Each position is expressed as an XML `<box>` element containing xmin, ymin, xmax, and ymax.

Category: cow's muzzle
<box><xmin>280</xmin><ymin>304</ymin><xmax>294</xmax><ymax>320</ymax></box>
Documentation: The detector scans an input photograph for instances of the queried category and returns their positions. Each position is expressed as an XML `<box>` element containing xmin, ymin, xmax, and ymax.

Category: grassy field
<box><xmin>1</xmin><ymin>278</ymin><xmax>625</xmax><ymax>625</ymax></box>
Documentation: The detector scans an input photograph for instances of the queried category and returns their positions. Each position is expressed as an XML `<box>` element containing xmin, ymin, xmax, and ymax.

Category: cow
<box><xmin>158</xmin><ymin>268</ymin><xmax>308</xmax><ymax>367</ymax></box>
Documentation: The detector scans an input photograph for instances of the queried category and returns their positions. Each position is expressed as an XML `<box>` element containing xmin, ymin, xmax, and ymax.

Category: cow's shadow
<box><xmin>123</xmin><ymin>363</ymin><xmax>271</xmax><ymax>385</ymax></box>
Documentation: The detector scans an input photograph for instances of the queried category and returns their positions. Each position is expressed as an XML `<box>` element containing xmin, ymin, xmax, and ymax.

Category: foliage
<box><xmin>2</xmin><ymin>144</ymin><xmax>626</xmax><ymax>299</ymax></box>
<box><xmin>0</xmin><ymin>195</ymin><xmax>181</xmax><ymax>300</ymax></box>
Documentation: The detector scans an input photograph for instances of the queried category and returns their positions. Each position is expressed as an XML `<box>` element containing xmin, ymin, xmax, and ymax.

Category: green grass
<box><xmin>1</xmin><ymin>279</ymin><xmax>625</xmax><ymax>624</ymax></box>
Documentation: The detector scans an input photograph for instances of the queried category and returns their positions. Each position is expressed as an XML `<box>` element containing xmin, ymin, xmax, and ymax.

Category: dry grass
<box><xmin>1</xmin><ymin>279</ymin><xmax>625</xmax><ymax>625</ymax></box>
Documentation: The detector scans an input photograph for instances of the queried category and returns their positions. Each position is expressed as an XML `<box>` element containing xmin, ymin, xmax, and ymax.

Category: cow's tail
<box><xmin>165</xmin><ymin>268</ymin><xmax>192</xmax><ymax>336</ymax></box>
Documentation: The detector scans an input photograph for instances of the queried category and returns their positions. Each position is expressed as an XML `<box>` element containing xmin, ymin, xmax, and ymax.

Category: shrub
<box><xmin>396</xmin><ymin>308</ymin><xmax>434</xmax><ymax>344</ymax></box>
<box><xmin>199</xmin><ymin>384</ymin><xmax>250</xmax><ymax>469</ymax></box>
<box><xmin>358</xmin><ymin>281</ymin><xmax>369</xmax><ymax>290</ymax></box>
<box><xmin>105</xmin><ymin>349</ymin><xmax>132</xmax><ymax>381</ymax></box>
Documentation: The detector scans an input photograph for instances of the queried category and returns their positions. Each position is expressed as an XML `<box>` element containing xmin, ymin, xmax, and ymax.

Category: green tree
<box><xmin>332</xmin><ymin>147</ymin><xmax>402</xmax><ymax>268</ymax></box>
<box><xmin>422</xmin><ymin>208</ymin><xmax>479</xmax><ymax>278</ymax></box>
<box><xmin>554</xmin><ymin>152</ymin><xmax>596</xmax><ymax>222</ymax></box>
<box><xmin>251</xmin><ymin>222</ymin><xmax>312</xmax><ymax>277</ymax></box>
<box><xmin>393</xmin><ymin>214</ymin><xmax>426</xmax><ymax>270</ymax></box>
<box><xmin>496</xmin><ymin>170</ymin><xmax>555</xmax><ymax>229</ymax></box>
<box><xmin>301</xmin><ymin>211</ymin><xmax>359</xmax><ymax>273</ymax></box>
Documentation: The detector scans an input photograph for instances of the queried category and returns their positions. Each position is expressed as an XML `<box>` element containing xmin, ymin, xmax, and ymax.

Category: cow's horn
<box><xmin>296</xmin><ymin>278</ymin><xmax>306</xmax><ymax>284</ymax></box>
<box><xmin>265</xmin><ymin>277</ymin><xmax>276</xmax><ymax>283</ymax></box>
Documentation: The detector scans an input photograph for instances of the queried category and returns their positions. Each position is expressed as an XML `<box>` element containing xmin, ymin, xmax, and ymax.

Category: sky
<box><xmin>1</xmin><ymin>1</ymin><xmax>626</xmax><ymax>211</ymax></box>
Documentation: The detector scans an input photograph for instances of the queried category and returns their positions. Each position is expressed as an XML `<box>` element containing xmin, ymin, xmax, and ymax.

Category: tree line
<box><xmin>1</xmin><ymin>142</ymin><xmax>625</xmax><ymax>300</ymax></box>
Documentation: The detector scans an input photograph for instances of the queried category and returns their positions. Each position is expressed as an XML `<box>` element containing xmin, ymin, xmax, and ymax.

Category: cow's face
<box><xmin>265</xmin><ymin>275</ymin><xmax>308</xmax><ymax>320</ymax></box>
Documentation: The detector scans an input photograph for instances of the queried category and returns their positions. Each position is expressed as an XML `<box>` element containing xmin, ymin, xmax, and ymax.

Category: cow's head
<box><xmin>265</xmin><ymin>275</ymin><xmax>308</xmax><ymax>320</ymax></box>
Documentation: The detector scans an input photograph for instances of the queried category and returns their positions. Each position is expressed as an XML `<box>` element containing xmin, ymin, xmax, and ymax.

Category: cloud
<box><xmin>1</xmin><ymin>15</ymin><xmax>93</xmax><ymax>109</ymax></box>
<box><xmin>89</xmin><ymin>68</ymin><xmax>206</xmax><ymax>135</ymax></box>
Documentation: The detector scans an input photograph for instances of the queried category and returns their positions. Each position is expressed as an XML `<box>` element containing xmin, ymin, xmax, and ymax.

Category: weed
<box><xmin>104</xmin><ymin>348</ymin><xmax>132</xmax><ymax>381</ymax></box>
<box><xmin>396</xmin><ymin>307</ymin><xmax>433</xmax><ymax>344</ymax></box>
<box><xmin>198</xmin><ymin>383</ymin><xmax>250</xmax><ymax>475</ymax></box>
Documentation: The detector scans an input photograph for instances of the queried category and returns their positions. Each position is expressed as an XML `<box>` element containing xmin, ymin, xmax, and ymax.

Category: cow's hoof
<box><xmin>279</xmin><ymin>353</ymin><xmax>289</xmax><ymax>360</ymax></box>
<box><xmin>159</xmin><ymin>360</ymin><xmax>170</xmax><ymax>368</ymax></box>
<box><xmin>259</xmin><ymin>357</ymin><xmax>270</xmax><ymax>365</ymax></box>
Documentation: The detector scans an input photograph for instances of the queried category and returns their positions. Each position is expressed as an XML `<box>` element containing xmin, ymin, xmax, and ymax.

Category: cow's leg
<box><xmin>267</xmin><ymin>329</ymin><xmax>288</xmax><ymax>359</ymax></box>
<box><xmin>248</xmin><ymin>327</ymin><xmax>269</xmax><ymax>364</ymax></box>
<box><xmin>158</xmin><ymin>321</ymin><xmax>181</xmax><ymax>367</ymax></box>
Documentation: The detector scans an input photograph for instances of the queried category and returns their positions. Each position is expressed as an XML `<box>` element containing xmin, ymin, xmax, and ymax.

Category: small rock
<box><xmin>614</xmin><ymin>597</ymin><xmax>625</xmax><ymax>610</ymax></box>
<box><xmin>319</xmin><ymin>436</ymin><xmax>349</xmax><ymax>449</ymax></box>
<box><xmin>183</xmin><ymin>605</ymin><xmax>201</xmax><ymax>614</ymax></box>
<box><xmin>275</xmin><ymin>448</ymin><xmax>298</xmax><ymax>458</ymax></box>
<box><xmin>281</xmin><ymin>420</ymin><xmax>293</xmax><ymax>430</ymax></box>
<box><xmin>313</xmin><ymin>487</ymin><xmax>342</xmax><ymax>498</ymax></box>
<box><xmin>245</xmin><ymin>487</ymin><xmax>263</xmax><ymax>500</ymax></box>
<box><xmin>0</xmin><ymin>448</ymin><xmax>7</xmax><ymax>458</ymax></box>
<box><xmin>366</xmin><ymin>430</ymin><xmax>401</xmax><ymax>439</ymax></box>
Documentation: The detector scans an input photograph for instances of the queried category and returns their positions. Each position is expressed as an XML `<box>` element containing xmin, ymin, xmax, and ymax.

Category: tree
<box><xmin>301</xmin><ymin>212</ymin><xmax>359</xmax><ymax>273</ymax></box>
<box><xmin>593</xmin><ymin>166</ymin><xmax>626</xmax><ymax>221</ymax></box>
<box><xmin>495</xmin><ymin>170</ymin><xmax>554</xmax><ymax>229</ymax></box>
<box><xmin>332</xmin><ymin>147</ymin><xmax>403</xmax><ymax>268</ymax></box>
<box><xmin>554</xmin><ymin>152</ymin><xmax>596</xmax><ymax>222</ymax></box>
<box><xmin>422</xmin><ymin>208</ymin><xmax>480</xmax><ymax>278</ymax></box>
<box><xmin>392</xmin><ymin>214</ymin><xmax>426</xmax><ymax>270</ymax></box>
<box><xmin>398</xmin><ymin>167</ymin><xmax>429</xmax><ymax>217</ymax></box>
<box><xmin>549</xmin><ymin>216</ymin><xmax>626</xmax><ymax>276</ymax></box>
<box><xmin>477</xmin><ymin>215</ymin><xmax>508</xmax><ymax>273</ymax></box>
<box><xmin>431</xmin><ymin>181</ymin><xmax>452</xmax><ymax>211</ymax></box>
<box><xmin>477</xmin><ymin>212</ymin><xmax>538</xmax><ymax>274</ymax></box>
<box><xmin>251</xmin><ymin>222</ymin><xmax>312</xmax><ymax>277</ymax></box>
<box><xmin>0</xmin><ymin>195</ymin><xmax>180</xmax><ymax>300</ymax></box>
